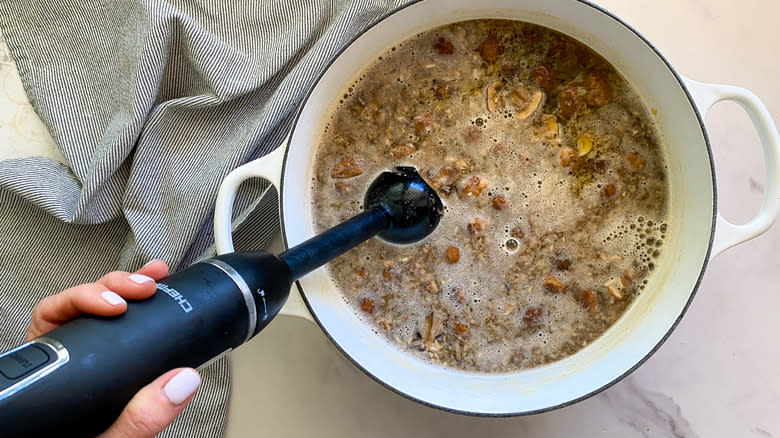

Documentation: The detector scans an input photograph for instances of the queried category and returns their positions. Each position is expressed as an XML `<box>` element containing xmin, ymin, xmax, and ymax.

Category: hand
<box><xmin>25</xmin><ymin>260</ymin><xmax>202</xmax><ymax>438</ymax></box>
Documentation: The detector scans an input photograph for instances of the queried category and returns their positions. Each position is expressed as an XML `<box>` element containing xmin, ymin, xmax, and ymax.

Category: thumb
<box><xmin>98</xmin><ymin>368</ymin><xmax>201</xmax><ymax>438</ymax></box>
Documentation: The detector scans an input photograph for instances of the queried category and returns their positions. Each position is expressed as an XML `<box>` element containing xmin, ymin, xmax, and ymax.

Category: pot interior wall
<box><xmin>282</xmin><ymin>0</ymin><xmax>715</xmax><ymax>414</ymax></box>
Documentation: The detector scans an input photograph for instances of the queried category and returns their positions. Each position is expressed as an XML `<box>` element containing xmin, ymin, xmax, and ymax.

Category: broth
<box><xmin>311</xmin><ymin>19</ymin><xmax>668</xmax><ymax>372</ymax></box>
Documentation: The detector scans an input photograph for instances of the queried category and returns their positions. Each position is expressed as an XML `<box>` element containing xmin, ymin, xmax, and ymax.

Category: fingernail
<box><xmin>129</xmin><ymin>273</ymin><xmax>154</xmax><ymax>285</ymax></box>
<box><xmin>143</xmin><ymin>259</ymin><xmax>159</xmax><ymax>268</ymax></box>
<box><xmin>163</xmin><ymin>369</ymin><xmax>201</xmax><ymax>405</ymax></box>
<box><xmin>101</xmin><ymin>291</ymin><xmax>126</xmax><ymax>306</ymax></box>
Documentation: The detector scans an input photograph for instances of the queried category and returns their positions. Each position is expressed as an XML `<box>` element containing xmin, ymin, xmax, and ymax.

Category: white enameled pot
<box><xmin>213</xmin><ymin>0</ymin><xmax>780</xmax><ymax>415</ymax></box>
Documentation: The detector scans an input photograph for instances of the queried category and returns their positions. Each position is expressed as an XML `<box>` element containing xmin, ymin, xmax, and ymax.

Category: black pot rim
<box><xmin>278</xmin><ymin>0</ymin><xmax>716</xmax><ymax>417</ymax></box>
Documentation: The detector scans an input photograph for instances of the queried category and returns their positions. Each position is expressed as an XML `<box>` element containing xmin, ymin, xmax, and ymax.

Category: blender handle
<box><xmin>0</xmin><ymin>252</ymin><xmax>292</xmax><ymax>437</ymax></box>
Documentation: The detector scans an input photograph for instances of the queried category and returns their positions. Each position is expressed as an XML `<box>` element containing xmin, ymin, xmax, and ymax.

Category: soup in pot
<box><xmin>311</xmin><ymin>19</ymin><xmax>669</xmax><ymax>372</ymax></box>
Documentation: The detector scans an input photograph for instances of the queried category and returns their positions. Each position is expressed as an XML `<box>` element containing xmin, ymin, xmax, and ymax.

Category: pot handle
<box><xmin>214</xmin><ymin>142</ymin><xmax>314</xmax><ymax>323</ymax></box>
<box><xmin>683</xmin><ymin>77</ymin><xmax>780</xmax><ymax>258</ymax></box>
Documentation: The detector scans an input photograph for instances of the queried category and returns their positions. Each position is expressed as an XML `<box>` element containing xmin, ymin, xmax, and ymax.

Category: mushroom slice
<box><xmin>486</xmin><ymin>80</ymin><xmax>503</xmax><ymax>113</ymax></box>
<box><xmin>422</xmin><ymin>312</ymin><xmax>445</xmax><ymax>350</ymax></box>
<box><xmin>605</xmin><ymin>277</ymin><xmax>626</xmax><ymax>300</ymax></box>
<box><xmin>510</xmin><ymin>86</ymin><xmax>545</xmax><ymax>120</ymax></box>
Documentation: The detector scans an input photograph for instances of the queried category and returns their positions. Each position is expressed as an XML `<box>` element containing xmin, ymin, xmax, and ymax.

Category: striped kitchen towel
<box><xmin>0</xmin><ymin>0</ymin><xmax>408</xmax><ymax>436</ymax></box>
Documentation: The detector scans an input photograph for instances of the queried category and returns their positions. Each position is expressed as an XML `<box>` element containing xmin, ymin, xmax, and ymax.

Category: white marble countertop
<box><xmin>2</xmin><ymin>1</ymin><xmax>778</xmax><ymax>437</ymax></box>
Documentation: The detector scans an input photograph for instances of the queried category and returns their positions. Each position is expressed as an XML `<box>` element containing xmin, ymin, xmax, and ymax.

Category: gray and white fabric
<box><xmin>0</xmin><ymin>1</ymin><xmax>408</xmax><ymax>436</ymax></box>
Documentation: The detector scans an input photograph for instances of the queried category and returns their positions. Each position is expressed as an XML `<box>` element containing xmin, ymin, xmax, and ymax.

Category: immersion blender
<box><xmin>0</xmin><ymin>166</ymin><xmax>443</xmax><ymax>437</ymax></box>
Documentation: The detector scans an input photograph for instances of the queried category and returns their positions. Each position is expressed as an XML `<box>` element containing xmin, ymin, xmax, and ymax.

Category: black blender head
<box><xmin>364</xmin><ymin>166</ymin><xmax>443</xmax><ymax>244</ymax></box>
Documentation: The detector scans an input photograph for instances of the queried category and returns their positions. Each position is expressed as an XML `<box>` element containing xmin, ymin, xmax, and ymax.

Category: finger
<box><xmin>97</xmin><ymin>271</ymin><xmax>158</xmax><ymax>301</ymax></box>
<box><xmin>135</xmin><ymin>259</ymin><xmax>169</xmax><ymax>281</ymax></box>
<box><xmin>26</xmin><ymin>262</ymin><xmax>168</xmax><ymax>341</ymax></box>
<box><xmin>26</xmin><ymin>283</ymin><xmax>127</xmax><ymax>341</ymax></box>
<box><xmin>98</xmin><ymin>368</ymin><xmax>201</xmax><ymax>438</ymax></box>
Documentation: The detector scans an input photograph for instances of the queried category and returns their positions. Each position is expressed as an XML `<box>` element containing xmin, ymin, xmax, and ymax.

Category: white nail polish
<box><xmin>101</xmin><ymin>291</ymin><xmax>125</xmax><ymax>306</ymax></box>
<box><xmin>128</xmin><ymin>273</ymin><xmax>154</xmax><ymax>285</ymax></box>
<box><xmin>163</xmin><ymin>369</ymin><xmax>201</xmax><ymax>405</ymax></box>
<box><xmin>142</xmin><ymin>259</ymin><xmax>157</xmax><ymax>268</ymax></box>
